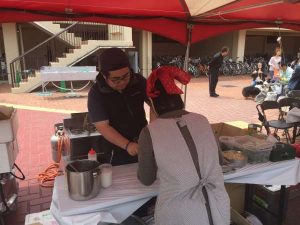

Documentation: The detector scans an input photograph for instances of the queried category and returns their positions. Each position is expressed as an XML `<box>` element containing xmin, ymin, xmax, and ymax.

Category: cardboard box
<box><xmin>25</xmin><ymin>210</ymin><xmax>59</xmax><ymax>225</ymax></box>
<box><xmin>226</xmin><ymin>184</ymin><xmax>246</xmax><ymax>213</ymax></box>
<box><xmin>231</xmin><ymin>207</ymin><xmax>251</xmax><ymax>225</ymax></box>
<box><xmin>0</xmin><ymin>108</ymin><xmax>18</xmax><ymax>143</ymax></box>
<box><xmin>225</xmin><ymin>121</ymin><xmax>250</xmax><ymax>131</ymax></box>
<box><xmin>211</xmin><ymin>121</ymin><xmax>248</xmax><ymax>214</ymax></box>
<box><xmin>211</xmin><ymin>121</ymin><xmax>248</xmax><ymax>138</ymax></box>
<box><xmin>0</xmin><ymin>139</ymin><xmax>19</xmax><ymax>173</ymax></box>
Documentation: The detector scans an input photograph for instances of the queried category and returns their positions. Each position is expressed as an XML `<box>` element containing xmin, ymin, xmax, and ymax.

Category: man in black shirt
<box><xmin>88</xmin><ymin>48</ymin><xmax>148</xmax><ymax>166</ymax></box>
<box><xmin>208</xmin><ymin>47</ymin><xmax>229</xmax><ymax>97</ymax></box>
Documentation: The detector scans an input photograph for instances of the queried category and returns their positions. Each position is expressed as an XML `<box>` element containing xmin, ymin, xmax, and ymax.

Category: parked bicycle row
<box><xmin>152</xmin><ymin>55</ymin><xmax>271</xmax><ymax>77</ymax></box>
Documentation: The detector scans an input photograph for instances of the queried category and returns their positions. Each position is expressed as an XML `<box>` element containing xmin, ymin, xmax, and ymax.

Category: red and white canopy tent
<box><xmin>0</xmin><ymin>0</ymin><xmax>300</xmax><ymax>44</ymax></box>
<box><xmin>0</xmin><ymin>0</ymin><xmax>300</xmax><ymax>101</ymax></box>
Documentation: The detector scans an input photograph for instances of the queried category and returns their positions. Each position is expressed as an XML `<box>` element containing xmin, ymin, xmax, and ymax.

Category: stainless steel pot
<box><xmin>66</xmin><ymin>160</ymin><xmax>101</xmax><ymax>201</ymax></box>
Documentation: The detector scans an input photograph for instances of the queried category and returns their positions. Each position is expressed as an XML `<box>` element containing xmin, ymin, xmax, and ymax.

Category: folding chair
<box><xmin>256</xmin><ymin>101</ymin><xmax>296</xmax><ymax>143</ymax></box>
<box><xmin>278</xmin><ymin>97</ymin><xmax>300</xmax><ymax>119</ymax></box>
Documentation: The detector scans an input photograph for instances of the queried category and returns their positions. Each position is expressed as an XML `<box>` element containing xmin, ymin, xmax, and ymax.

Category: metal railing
<box><xmin>9</xmin><ymin>22</ymin><xmax>125</xmax><ymax>88</ymax></box>
<box><xmin>56</xmin><ymin>22</ymin><xmax>124</xmax><ymax>41</ymax></box>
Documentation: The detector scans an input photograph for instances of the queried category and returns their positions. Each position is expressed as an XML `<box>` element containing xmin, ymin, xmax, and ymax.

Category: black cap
<box><xmin>100</xmin><ymin>48</ymin><xmax>130</xmax><ymax>76</ymax></box>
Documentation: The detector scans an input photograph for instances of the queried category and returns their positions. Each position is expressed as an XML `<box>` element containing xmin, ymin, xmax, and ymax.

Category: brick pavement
<box><xmin>0</xmin><ymin>76</ymin><xmax>299</xmax><ymax>225</ymax></box>
<box><xmin>0</xmin><ymin>76</ymin><xmax>257</xmax><ymax>123</ymax></box>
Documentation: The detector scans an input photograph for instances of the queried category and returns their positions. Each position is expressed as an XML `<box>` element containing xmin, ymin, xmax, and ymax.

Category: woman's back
<box><xmin>147</xmin><ymin>112</ymin><xmax>230</xmax><ymax>225</ymax></box>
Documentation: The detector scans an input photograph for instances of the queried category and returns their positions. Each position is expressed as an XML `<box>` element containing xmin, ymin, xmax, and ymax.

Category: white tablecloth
<box><xmin>50</xmin><ymin>163</ymin><xmax>159</xmax><ymax>225</ymax></box>
<box><xmin>224</xmin><ymin>158</ymin><xmax>300</xmax><ymax>185</ymax></box>
<box><xmin>51</xmin><ymin>159</ymin><xmax>300</xmax><ymax>225</ymax></box>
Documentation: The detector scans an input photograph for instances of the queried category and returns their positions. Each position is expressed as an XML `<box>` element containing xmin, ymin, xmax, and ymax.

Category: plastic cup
<box><xmin>100</xmin><ymin>164</ymin><xmax>112</xmax><ymax>188</ymax></box>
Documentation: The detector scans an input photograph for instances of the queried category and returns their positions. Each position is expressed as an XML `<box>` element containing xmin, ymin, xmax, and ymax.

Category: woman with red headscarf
<box><xmin>137</xmin><ymin>66</ymin><xmax>230</xmax><ymax>225</ymax></box>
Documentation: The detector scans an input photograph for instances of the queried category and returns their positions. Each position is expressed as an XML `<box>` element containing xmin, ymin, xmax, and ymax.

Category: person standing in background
<box><xmin>268</xmin><ymin>47</ymin><xmax>282</xmax><ymax>82</ymax></box>
<box><xmin>208</xmin><ymin>47</ymin><xmax>229</xmax><ymax>97</ymax></box>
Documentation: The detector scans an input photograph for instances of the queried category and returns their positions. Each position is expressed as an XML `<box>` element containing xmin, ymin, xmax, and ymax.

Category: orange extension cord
<box><xmin>38</xmin><ymin>134</ymin><xmax>65</xmax><ymax>188</ymax></box>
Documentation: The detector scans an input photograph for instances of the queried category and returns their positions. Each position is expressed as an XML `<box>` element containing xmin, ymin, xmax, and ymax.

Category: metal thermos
<box><xmin>66</xmin><ymin>160</ymin><xmax>101</xmax><ymax>201</ymax></box>
<box><xmin>51</xmin><ymin>123</ymin><xmax>64</xmax><ymax>163</ymax></box>
<box><xmin>0</xmin><ymin>173</ymin><xmax>18</xmax><ymax>213</ymax></box>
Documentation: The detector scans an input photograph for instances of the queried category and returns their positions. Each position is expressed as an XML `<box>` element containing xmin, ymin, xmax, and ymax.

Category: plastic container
<box><xmin>223</xmin><ymin>150</ymin><xmax>247</xmax><ymax>168</ymax></box>
<box><xmin>265</xmin><ymin>91</ymin><xmax>277</xmax><ymax>101</ymax></box>
<box><xmin>243</xmin><ymin>146</ymin><xmax>272</xmax><ymax>163</ymax></box>
<box><xmin>273</xmin><ymin>84</ymin><xmax>283</xmax><ymax>95</ymax></box>
<box><xmin>219</xmin><ymin>135</ymin><xmax>274</xmax><ymax>163</ymax></box>
<box><xmin>88</xmin><ymin>148</ymin><xmax>97</xmax><ymax>161</ymax></box>
<box><xmin>100</xmin><ymin>164</ymin><xmax>112</xmax><ymax>188</ymax></box>
<box><xmin>219</xmin><ymin>136</ymin><xmax>235</xmax><ymax>150</ymax></box>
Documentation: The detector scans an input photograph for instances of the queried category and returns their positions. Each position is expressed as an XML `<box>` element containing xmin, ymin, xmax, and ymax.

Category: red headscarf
<box><xmin>147</xmin><ymin>66</ymin><xmax>191</xmax><ymax>98</ymax></box>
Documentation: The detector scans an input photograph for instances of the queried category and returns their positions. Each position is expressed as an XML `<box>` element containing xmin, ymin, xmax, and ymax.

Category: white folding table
<box><xmin>40</xmin><ymin>66</ymin><xmax>98</xmax><ymax>97</ymax></box>
<box><xmin>50</xmin><ymin>159</ymin><xmax>300</xmax><ymax>225</ymax></box>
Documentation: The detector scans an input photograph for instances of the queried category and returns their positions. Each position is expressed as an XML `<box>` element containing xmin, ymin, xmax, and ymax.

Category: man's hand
<box><xmin>127</xmin><ymin>142</ymin><xmax>139</xmax><ymax>156</ymax></box>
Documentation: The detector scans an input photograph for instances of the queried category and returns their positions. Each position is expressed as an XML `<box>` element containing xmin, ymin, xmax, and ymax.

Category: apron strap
<box><xmin>175</xmin><ymin>119</ymin><xmax>214</xmax><ymax>225</ymax></box>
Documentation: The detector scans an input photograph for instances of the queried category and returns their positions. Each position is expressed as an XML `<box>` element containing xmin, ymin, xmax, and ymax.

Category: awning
<box><xmin>0</xmin><ymin>0</ymin><xmax>299</xmax><ymax>44</ymax></box>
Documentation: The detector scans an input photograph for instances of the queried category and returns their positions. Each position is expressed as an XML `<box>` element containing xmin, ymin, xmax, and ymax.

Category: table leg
<box><xmin>278</xmin><ymin>185</ymin><xmax>287</xmax><ymax>225</ymax></box>
<box><xmin>66</xmin><ymin>81</ymin><xmax>78</xmax><ymax>98</ymax></box>
<box><xmin>244</xmin><ymin>184</ymin><xmax>253</xmax><ymax>212</ymax></box>
<box><xmin>0</xmin><ymin>214</ymin><xmax>5</xmax><ymax>225</ymax></box>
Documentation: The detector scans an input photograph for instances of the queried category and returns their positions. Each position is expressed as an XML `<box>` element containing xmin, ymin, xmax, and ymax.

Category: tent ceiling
<box><xmin>0</xmin><ymin>0</ymin><xmax>299</xmax><ymax>44</ymax></box>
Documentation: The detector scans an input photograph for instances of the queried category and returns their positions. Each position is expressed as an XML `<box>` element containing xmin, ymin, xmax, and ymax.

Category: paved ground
<box><xmin>0</xmin><ymin>76</ymin><xmax>299</xmax><ymax>225</ymax></box>
<box><xmin>0</xmin><ymin>75</ymin><xmax>258</xmax><ymax>123</ymax></box>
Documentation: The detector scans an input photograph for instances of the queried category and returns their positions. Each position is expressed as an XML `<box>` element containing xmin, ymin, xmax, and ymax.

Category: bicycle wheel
<box><xmin>188</xmin><ymin>65</ymin><xmax>200</xmax><ymax>78</ymax></box>
<box><xmin>222</xmin><ymin>66</ymin><xmax>231</xmax><ymax>76</ymax></box>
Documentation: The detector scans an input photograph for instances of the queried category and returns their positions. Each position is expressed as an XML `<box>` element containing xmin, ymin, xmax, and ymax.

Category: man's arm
<box><xmin>95</xmin><ymin>121</ymin><xmax>138</xmax><ymax>156</ymax></box>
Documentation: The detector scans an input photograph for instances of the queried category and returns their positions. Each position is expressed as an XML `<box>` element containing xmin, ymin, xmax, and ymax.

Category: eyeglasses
<box><xmin>107</xmin><ymin>71</ymin><xmax>131</xmax><ymax>84</ymax></box>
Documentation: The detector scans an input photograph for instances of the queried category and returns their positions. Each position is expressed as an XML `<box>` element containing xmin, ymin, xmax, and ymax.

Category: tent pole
<box><xmin>183</xmin><ymin>24</ymin><xmax>193</xmax><ymax>108</ymax></box>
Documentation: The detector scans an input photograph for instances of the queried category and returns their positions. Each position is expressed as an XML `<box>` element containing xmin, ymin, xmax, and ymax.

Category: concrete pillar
<box><xmin>2</xmin><ymin>23</ymin><xmax>20</xmax><ymax>84</ymax></box>
<box><xmin>139</xmin><ymin>31</ymin><xmax>152</xmax><ymax>77</ymax></box>
<box><xmin>123</xmin><ymin>27</ymin><xmax>132</xmax><ymax>42</ymax></box>
<box><xmin>237</xmin><ymin>30</ymin><xmax>246</xmax><ymax>62</ymax></box>
<box><xmin>232</xmin><ymin>30</ymin><xmax>246</xmax><ymax>62</ymax></box>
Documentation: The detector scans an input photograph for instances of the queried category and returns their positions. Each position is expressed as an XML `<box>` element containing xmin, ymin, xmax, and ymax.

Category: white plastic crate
<box><xmin>0</xmin><ymin>108</ymin><xmax>18</xmax><ymax>143</ymax></box>
<box><xmin>0</xmin><ymin>139</ymin><xmax>19</xmax><ymax>173</ymax></box>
